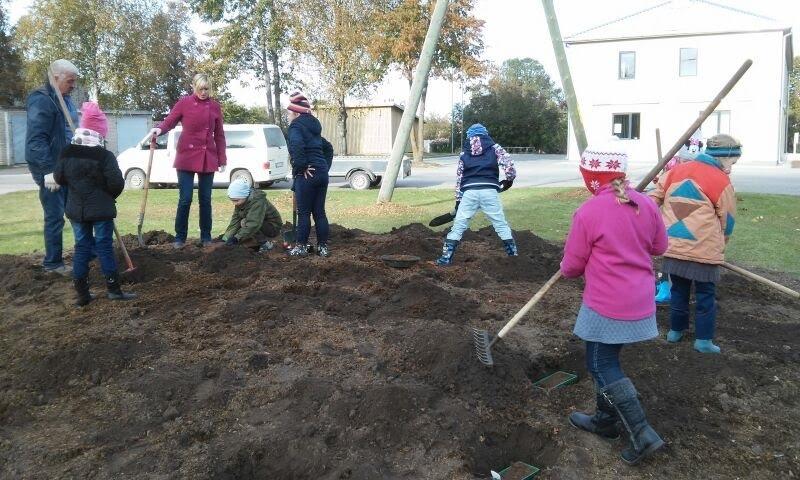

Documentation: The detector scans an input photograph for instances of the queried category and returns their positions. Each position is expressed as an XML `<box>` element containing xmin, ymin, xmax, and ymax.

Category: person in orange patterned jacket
<box><xmin>649</xmin><ymin>134</ymin><xmax>741</xmax><ymax>354</ymax></box>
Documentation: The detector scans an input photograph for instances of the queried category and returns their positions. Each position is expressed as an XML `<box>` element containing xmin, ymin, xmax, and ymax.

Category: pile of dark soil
<box><xmin>1</xmin><ymin>225</ymin><xmax>798</xmax><ymax>479</ymax></box>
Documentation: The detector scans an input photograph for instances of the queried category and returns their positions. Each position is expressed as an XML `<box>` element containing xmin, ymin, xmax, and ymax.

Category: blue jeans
<box><xmin>33</xmin><ymin>174</ymin><xmax>68</xmax><ymax>269</ymax></box>
<box><xmin>669</xmin><ymin>274</ymin><xmax>717</xmax><ymax>340</ymax></box>
<box><xmin>447</xmin><ymin>188</ymin><xmax>512</xmax><ymax>241</ymax></box>
<box><xmin>176</xmin><ymin>170</ymin><xmax>214</xmax><ymax>242</ymax></box>
<box><xmin>294</xmin><ymin>170</ymin><xmax>329</xmax><ymax>245</ymax></box>
<box><xmin>71</xmin><ymin>220</ymin><xmax>116</xmax><ymax>279</ymax></box>
<box><xmin>585</xmin><ymin>341</ymin><xmax>625</xmax><ymax>389</ymax></box>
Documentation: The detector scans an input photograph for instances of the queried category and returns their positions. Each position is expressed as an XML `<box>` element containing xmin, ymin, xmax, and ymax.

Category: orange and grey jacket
<box><xmin>649</xmin><ymin>154</ymin><xmax>736</xmax><ymax>265</ymax></box>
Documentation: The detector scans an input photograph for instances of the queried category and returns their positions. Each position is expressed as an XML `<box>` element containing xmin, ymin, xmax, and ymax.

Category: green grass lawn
<box><xmin>1</xmin><ymin>187</ymin><xmax>798</xmax><ymax>275</ymax></box>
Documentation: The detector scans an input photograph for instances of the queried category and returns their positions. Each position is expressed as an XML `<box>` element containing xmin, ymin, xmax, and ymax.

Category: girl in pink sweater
<box><xmin>561</xmin><ymin>139</ymin><xmax>668</xmax><ymax>466</ymax></box>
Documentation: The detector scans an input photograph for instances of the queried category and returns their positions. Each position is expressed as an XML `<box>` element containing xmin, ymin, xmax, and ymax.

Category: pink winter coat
<box><xmin>560</xmin><ymin>185</ymin><xmax>668</xmax><ymax>320</ymax></box>
<box><xmin>157</xmin><ymin>95</ymin><xmax>227</xmax><ymax>173</ymax></box>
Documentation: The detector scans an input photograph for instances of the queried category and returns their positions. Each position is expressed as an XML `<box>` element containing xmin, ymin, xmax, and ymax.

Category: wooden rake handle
<box><xmin>722</xmin><ymin>262</ymin><xmax>799</xmax><ymax>299</ymax></box>
<box><xmin>495</xmin><ymin>270</ymin><xmax>563</xmax><ymax>343</ymax></box>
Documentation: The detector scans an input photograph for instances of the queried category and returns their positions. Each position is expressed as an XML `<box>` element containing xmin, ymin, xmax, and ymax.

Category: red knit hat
<box><xmin>579</xmin><ymin>138</ymin><xmax>628</xmax><ymax>194</ymax></box>
<box><xmin>287</xmin><ymin>91</ymin><xmax>312</xmax><ymax>114</ymax></box>
<box><xmin>79</xmin><ymin>101</ymin><xmax>108</xmax><ymax>138</ymax></box>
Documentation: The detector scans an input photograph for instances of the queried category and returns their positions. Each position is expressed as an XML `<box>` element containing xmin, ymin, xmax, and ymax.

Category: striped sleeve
<box><xmin>454</xmin><ymin>155</ymin><xmax>464</xmax><ymax>200</ymax></box>
<box><xmin>494</xmin><ymin>144</ymin><xmax>516</xmax><ymax>182</ymax></box>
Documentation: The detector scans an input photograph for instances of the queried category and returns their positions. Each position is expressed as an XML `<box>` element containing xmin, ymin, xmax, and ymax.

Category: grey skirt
<box><xmin>573</xmin><ymin>303</ymin><xmax>658</xmax><ymax>344</ymax></box>
<box><xmin>662</xmin><ymin>257</ymin><xmax>720</xmax><ymax>283</ymax></box>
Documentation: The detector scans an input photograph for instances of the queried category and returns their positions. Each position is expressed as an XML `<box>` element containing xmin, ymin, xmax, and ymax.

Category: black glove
<box><xmin>225</xmin><ymin>236</ymin><xmax>239</xmax><ymax>246</ymax></box>
<box><xmin>500</xmin><ymin>180</ymin><xmax>513</xmax><ymax>192</ymax></box>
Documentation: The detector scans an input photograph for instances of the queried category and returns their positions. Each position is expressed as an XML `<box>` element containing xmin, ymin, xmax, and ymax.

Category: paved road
<box><xmin>2</xmin><ymin>155</ymin><xmax>799</xmax><ymax>195</ymax></box>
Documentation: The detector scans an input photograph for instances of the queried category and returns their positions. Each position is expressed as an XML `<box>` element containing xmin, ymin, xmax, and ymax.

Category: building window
<box><xmin>680</xmin><ymin>48</ymin><xmax>698</xmax><ymax>76</ymax></box>
<box><xmin>701</xmin><ymin>110</ymin><xmax>730</xmax><ymax>136</ymax></box>
<box><xmin>613</xmin><ymin>113</ymin><xmax>641</xmax><ymax>139</ymax></box>
<box><xmin>619</xmin><ymin>51</ymin><xmax>635</xmax><ymax>79</ymax></box>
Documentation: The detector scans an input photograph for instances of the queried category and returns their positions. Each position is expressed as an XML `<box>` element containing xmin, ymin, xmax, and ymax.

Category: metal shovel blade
<box><xmin>472</xmin><ymin>328</ymin><xmax>494</xmax><ymax>366</ymax></box>
<box><xmin>428</xmin><ymin>212</ymin><xmax>455</xmax><ymax>227</ymax></box>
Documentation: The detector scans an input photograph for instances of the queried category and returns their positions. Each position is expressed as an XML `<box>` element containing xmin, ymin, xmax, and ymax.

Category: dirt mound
<box><xmin>1</xmin><ymin>227</ymin><xmax>799</xmax><ymax>479</ymax></box>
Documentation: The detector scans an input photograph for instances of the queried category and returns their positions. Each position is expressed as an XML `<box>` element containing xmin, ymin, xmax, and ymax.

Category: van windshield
<box><xmin>264</xmin><ymin>128</ymin><xmax>287</xmax><ymax>148</ymax></box>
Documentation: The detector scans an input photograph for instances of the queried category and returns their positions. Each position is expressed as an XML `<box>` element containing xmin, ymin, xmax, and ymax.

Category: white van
<box><xmin>118</xmin><ymin>124</ymin><xmax>289</xmax><ymax>189</ymax></box>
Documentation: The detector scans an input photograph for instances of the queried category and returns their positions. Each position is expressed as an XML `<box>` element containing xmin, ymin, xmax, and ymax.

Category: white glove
<box><xmin>218</xmin><ymin>165</ymin><xmax>226</xmax><ymax>173</ymax></box>
<box><xmin>149</xmin><ymin>127</ymin><xmax>162</xmax><ymax>138</ymax></box>
<box><xmin>44</xmin><ymin>173</ymin><xmax>60</xmax><ymax>192</ymax></box>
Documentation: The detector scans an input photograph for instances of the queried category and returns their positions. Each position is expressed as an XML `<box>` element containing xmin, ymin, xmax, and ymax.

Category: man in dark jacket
<box><xmin>54</xmin><ymin>102</ymin><xmax>135</xmax><ymax>306</ymax></box>
<box><xmin>286</xmin><ymin>92</ymin><xmax>334</xmax><ymax>257</ymax></box>
<box><xmin>25</xmin><ymin>59</ymin><xmax>80</xmax><ymax>275</ymax></box>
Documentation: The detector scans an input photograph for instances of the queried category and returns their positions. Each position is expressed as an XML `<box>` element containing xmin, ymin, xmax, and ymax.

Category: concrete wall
<box><xmin>565</xmin><ymin>30</ymin><xmax>790</xmax><ymax>165</ymax></box>
<box><xmin>0</xmin><ymin>108</ymin><xmax>151</xmax><ymax>166</ymax></box>
<box><xmin>317</xmin><ymin>105</ymin><xmax>418</xmax><ymax>155</ymax></box>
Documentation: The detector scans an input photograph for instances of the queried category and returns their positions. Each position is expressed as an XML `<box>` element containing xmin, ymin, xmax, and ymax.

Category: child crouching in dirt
<box><xmin>435</xmin><ymin>123</ymin><xmax>517</xmax><ymax>266</ymax></box>
<box><xmin>561</xmin><ymin>139</ymin><xmax>667</xmax><ymax>465</ymax></box>
<box><xmin>649</xmin><ymin>134</ymin><xmax>740</xmax><ymax>354</ymax></box>
<box><xmin>222</xmin><ymin>179</ymin><xmax>283</xmax><ymax>252</ymax></box>
<box><xmin>54</xmin><ymin>101</ymin><xmax>136</xmax><ymax>306</ymax></box>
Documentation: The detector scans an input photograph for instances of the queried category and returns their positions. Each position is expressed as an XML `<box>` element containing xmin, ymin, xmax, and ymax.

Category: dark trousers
<box><xmin>586</xmin><ymin>341</ymin><xmax>625</xmax><ymax>389</ymax></box>
<box><xmin>294</xmin><ymin>170</ymin><xmax>329</xmax><ymax>245</ymax></box>
<box><xmin>71</xmin><ymin>220</ymin><xmax>116</xmax><ymax>279</ymax></box>
<box><xmin>669</xmin><ymin>274</ymin><xmax>717</xmax><ymax>340</ymax></box>
<box><xmin>176</xmin><ymin>170</ymin><xmax>214</xmax><ymax>242</ymax></box>
<box><xmin>33</xmin><ymin>174</ymin><xmax>68</xmax><ymax>269</ymax></box>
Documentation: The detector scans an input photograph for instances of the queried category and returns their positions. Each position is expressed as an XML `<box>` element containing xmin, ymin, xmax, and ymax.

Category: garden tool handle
<box><xmin>494</xmin><ymin>270</ymin><xmax>563</xmax><ymax>343</ymax></box>
<box><xmin>722</xmin><ymin>262</ymin><xmax>799</xmax><ymax>299</ymax></box>
<box><xmin>136</xmin><ymin>137</ymin><xmax>157</xmax><ymax>244</ymax></box>
<box><xmin>114</xmin><ymin>224</ymin><xmax>136</xmax><ymax>272</ymax></box>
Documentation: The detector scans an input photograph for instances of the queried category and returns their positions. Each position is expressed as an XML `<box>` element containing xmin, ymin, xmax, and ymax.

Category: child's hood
<box><xmin>462</xmin><ymin>134</ymin><xmax>496</xmax><ymax>157</ymax></box>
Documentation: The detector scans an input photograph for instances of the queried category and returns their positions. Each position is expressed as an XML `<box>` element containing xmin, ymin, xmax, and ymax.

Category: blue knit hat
<box><xmin>466</xmin><ymin>123</ymin><xmax>489</xmax><ymax>138</ymax></box>
<box><xmin>227</xmin><ymin>178</ymin><xmax>251</xmax><ymax>199</ymax></box>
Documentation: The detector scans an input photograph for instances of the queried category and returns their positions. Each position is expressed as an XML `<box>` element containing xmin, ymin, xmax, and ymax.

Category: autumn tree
<box><xmin>191</xmin><ymin>0</ymin><xmax>289</xmax><ymax>127</ymax></box>
<box><xmin>463</xmin><ymin>58</ymin><xmax>567</xmax><ymax>153</ymax></box>
<box><xmin>789</xmin><ymin>56</ymin><xmax>799</xmax><ymax>151</ymax></box>
<box><xmin>290</xmin><ymin>0</ymin><xmax>390</xmax><ymax>154</ymax></box>
<box><xmin>374</xmin><ymin>0</ymin><xmax>484</xmax><ymax>162</ymax></box>
<box><xmin>0</xmin><ymin>1</ymin><xmax>25</xmax><ymax>105</ymax></box>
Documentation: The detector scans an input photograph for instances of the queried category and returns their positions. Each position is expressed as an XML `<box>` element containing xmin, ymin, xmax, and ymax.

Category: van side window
<box><xmin>263</xmin><ymin>128</ymin><xmax>287</xmax><ymax>147</ymax></box>
<box><xmin>226</xmin><ymin>131</ymin><xmax>259</xmax><ymax>149</ymax></box>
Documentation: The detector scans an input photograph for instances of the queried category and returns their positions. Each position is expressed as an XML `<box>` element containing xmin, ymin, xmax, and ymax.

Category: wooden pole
<box><xmin>542</xmin><ymin>0</ymin><xmax>587</xmax><ymax>155</ymax></box>
<box><xmin>722</xmin><ymin>262</ymin><xmax>799</xmax><ymax>299</ymax></box>
<box><xmin>655</xmin><ymin>128</ymin><xmax>663</xmax><ymax>164</ymax></box>
<box><xmin>635</xmin><ymin>59</ymin><xmax>752</xmax><ymax>191</ymax></box>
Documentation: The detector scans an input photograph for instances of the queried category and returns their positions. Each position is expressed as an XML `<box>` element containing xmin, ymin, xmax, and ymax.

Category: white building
<box><xmin>564</xmin><ymin>0</ymin><xmax>793</xmax><ymax>165</ymax></box>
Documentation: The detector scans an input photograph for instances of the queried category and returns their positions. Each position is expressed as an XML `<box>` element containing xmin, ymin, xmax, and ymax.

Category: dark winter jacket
<box><xmin>53</xmin><ymin>144</ymin><xmax>125</xmax><ymax>222</ymax></box>
<box><xmin>223</xmin><ymin>188</ymin><xmax>283</xmax><ymax>242</ymax></box>
<box><xmin>454</xmin><ymin>134</ymin><xmax>516</xmax><ymax>200</ymax></box>
<box><xmin>25</xmin><ymin>83</ymin><xmax>79</xmax><ymax>178</ymax></box>
<box><xmin>287</xmin><ymin>113</ymin><xmax>334</xmax><ymax>176</ymax></box>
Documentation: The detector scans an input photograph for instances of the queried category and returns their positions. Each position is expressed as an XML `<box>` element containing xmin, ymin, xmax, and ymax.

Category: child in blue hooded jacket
<box><xmin>436</xmin><ymin>123</ymin><xmax>517</xmax><ymax>266</ymax></box>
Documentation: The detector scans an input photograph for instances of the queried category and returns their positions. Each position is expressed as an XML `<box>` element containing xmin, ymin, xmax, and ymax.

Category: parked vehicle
<box><xmin>117</xmin><ymin>124</ymin><xmax>289</xmax><ymax>189</ymax></box>
<box><xmin>329</xmin><ymin>155</ymin><xmax>412</xmax><ymax>190</ymax></box>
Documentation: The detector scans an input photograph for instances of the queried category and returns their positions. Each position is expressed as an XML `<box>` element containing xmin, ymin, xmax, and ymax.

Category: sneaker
<box><xmin>45</xmin><ymin>264</ymin><xmax>72</xmax><ymax>276</ymax></box>
<box><xmin>317</xmin><ymin>243</ymin><xmax>330</xmax><ymax>257</ymax></box>
<box><xmin>259</xmin><ymin>240</ymin><xmax>275</xmax><ymax>253</ymax></box>
<box><xmin>201</xmin><ymin>240</ymin><xmax>213</xmax><ymax>248</ymax></box>
<box><xmin>288</xmin><ymin>244</ymin><xmax>308</xmax><ymax>257</ymax></box>
<box><xmin>305</xmin><ymin>244</ymin><xmax>314</xmax><ymax>254</ymax></box>
<box><xmin>173</xmin><ymin>241</ymin><xmax>185</xmax><ymax>250</ymax></box>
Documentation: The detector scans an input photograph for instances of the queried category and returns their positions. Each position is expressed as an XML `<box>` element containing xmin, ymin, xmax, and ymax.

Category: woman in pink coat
<box><xmin>150</xmin><ymin>74</ymin><xmax>227</xmax><ymax>248</ymax></box>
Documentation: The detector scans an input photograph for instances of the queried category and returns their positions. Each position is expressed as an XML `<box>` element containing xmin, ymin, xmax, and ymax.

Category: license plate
<box><xmin>276</xmin><ymin>162</ymin><xmax>284</xmax><ymax>168</ymax></box>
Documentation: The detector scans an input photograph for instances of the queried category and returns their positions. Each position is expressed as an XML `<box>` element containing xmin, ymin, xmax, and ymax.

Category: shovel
<box><xmin>114</xmin><ymin>225</ymin><xmax>137</xmax><ymax>274</ymax></box>
<box><xmin>282</xmin><ymin>190</ymin><xmax>297</xmax><ymax>246</ymax></box>
<box><xmin>137</xmin><ymin>136</ymin><xmax>157</xmax><ymax>247</ymax></box>
<box><xmin>473</xmin><ymin>270</ymin><xmax>562</xmax><ymax>366</ymax></box>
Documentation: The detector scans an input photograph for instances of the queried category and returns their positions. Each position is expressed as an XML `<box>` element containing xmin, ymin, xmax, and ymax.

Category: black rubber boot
<box><xmin>106</xmin><ymin>272</ymin><xmax>137</xmax><ymax>301</ymax></box>
<box><xmin>569</xmin><ymin>392</ymin><xmax>620</xmax><ymax>440</ymax></box>
<box><xmin>602</xmin><ymin>378</ymin><xmax>664</xmax><ymax>465</ymax></box>
<box><xmin>73</xmin><ymin>277</ymin><xmax>93</xmax><ymax>307</ymax></box>
<box><xmin>502</xmin><ymin>238</ymin><xmax>518</xmax><ymax>257</ymax></box>
<box><xmin>435</xmin><ymin>239</ymin><xmax>459</xmax><ymax>266</ymax></box>
<box><xmin>317</xmin><ymin>243</ymin><xmax>330</xmax><ymax>257</ymax></box>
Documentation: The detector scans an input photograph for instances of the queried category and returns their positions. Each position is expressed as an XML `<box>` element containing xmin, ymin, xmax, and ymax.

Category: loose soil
<box><xmin>1</xmin><ymin>224</ymin><xmax>798</xmax><ymax>479</ymax></box>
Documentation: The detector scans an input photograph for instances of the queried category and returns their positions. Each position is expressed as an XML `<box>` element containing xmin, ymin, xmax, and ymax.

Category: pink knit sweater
<box><xmin>560</xmin><ymin>185</ymin><xmax>668</xmax><ymax>320</ymax></box>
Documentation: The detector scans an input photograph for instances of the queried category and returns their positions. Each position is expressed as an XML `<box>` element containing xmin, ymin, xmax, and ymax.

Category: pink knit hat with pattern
<box><xmin>287</xmin><ymin>91</ymin><xmax>312</xmax><ymax>114</ymax></box>
<box><xmin>80</xmin><ymin>101</ymin><xmax>108</xmax><ymax>138</ymax></box>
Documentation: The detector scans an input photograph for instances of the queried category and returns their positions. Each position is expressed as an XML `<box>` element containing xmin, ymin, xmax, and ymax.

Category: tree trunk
<box><xmin>261</xmin><ymin>47</ymin><xmax>275</xmax><ymax>123</ymax></box>
<box><xmin>337</xmin><ymin>96</ymin><xmax>348</xmax><ymax>155</ymax></box>
<box><xmin>269</xmin><ymin>48</ymin><xmax>283</xmax><ymax>128</ymax></box>
<box><xmin>415</xmin><ymin>80</ymin><xmax>428</xmax><ymax>164</ymax></box>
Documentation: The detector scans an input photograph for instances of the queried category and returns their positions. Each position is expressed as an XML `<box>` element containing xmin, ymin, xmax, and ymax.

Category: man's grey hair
<box><xmin>49</xmin><ymin>59</ymin><xmax>80</xmax><ymax>78</ymax></box>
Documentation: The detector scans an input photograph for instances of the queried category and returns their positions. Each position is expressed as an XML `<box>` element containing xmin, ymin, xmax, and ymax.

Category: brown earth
<box><xmin>0</xmin><ymin>225</ymin><xmax>798</xmax><ymax>479</ymax></box>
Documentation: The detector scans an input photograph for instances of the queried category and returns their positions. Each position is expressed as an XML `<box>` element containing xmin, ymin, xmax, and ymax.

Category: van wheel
<box><xmin>125</xmin><ymin>168</ymin><xmax>146</xmax><ymax>190</ymax></box>
<box><xmin>370</xmin><ymin>176</ymin><xmax>382</xmax><ymax>187</ymax></box>
<box><xmin>230</xmin><ymin>169</ymin><xmax>253</xmax><ymax>187</ymax></box>
<box><xmin>349</xmin><ymin>171</ymin><xmax>372</xmax><ymax>190</ymax></box>
<box><xmin>259</xmin><ymin>181</ymin><xmax>275</xmax><ymax>188</ymax></box>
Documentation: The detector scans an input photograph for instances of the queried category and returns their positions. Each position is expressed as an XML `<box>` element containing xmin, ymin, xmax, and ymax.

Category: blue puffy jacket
<box><xmin>25</xmin><ymin>83</ymin><xmax>79</xmax><ymax>178</ymax></box>
<box><xmin>287</xmin><ymin>113</ymin><xmax>333</xmax><ymax>176</ymax></box>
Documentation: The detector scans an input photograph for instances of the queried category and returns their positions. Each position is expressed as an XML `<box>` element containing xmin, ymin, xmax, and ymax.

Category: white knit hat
<box><xmin>580</xmin><ymin>137</ymin><xmax>628</xmax><ymax>174</ymax></box>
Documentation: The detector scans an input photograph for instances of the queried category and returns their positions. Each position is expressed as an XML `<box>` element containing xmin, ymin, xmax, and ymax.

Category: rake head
<box><xmin>471</xmin><ymin>327</ymin><xmax>494</xmax><ymax>366</ymax></box>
